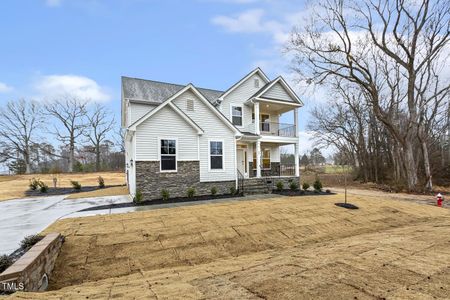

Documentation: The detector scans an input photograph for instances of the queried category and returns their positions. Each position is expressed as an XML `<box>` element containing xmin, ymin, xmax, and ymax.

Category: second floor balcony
<box><xmin>252</xmin><ymin>121</ymin><xmax>296</xmax><ymax>137</ymax></box>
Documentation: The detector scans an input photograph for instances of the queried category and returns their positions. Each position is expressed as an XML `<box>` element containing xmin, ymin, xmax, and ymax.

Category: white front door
<box><xmin>237</xmin><ymin>149</ymin><xmax>246</xmax><ymax>177</ymax></box>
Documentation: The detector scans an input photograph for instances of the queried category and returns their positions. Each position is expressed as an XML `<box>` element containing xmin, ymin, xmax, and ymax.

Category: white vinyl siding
<box><xmin>219</xmin><ymin>73</ymin><xmax>267</xmax><ymax>129</ymax></box>
<box><xmin>135</xmin><ymin>106</ymin><xmax>198</xmax><ymax>161</ymax></box>
<box><xmin>261</xmin><ymin>82</ymin><xmax>295</xmax><ymax>102</ymax></box>
<box><xmin>129</xmin><ymin>103</ymin><xmax>157</xmax><ymax>125</ymax></box>
<box><xmin>173</xmin><ymin>90</ymin><xmax>236</xmax><ymax>182</ymax></box>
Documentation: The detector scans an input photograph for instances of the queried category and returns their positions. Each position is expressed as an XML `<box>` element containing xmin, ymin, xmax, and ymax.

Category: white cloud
<box><xmin>34</xmin><ymin>74</ymin><xmax>111</xmax><ymax>103</ymax></box>
<box><xmin>45</xmin><ymin>0</ymin><xmax>62</xmax><ymax>7</ymax></box>
<box><xmin>0</xmin><ymin>82</ymin><xmax>13</xmax><ymax>93</ymax></box>
<box><xmin>212</xmin><ymin>9</ymin><xmax>268</xmax><ymax>33</ymax></box>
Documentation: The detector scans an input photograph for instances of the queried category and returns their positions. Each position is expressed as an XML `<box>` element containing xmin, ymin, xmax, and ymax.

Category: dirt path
<box><xmin>8</xmin><ymin>193</ymin><xmax>450</xmax><ymax>299</ymax></box>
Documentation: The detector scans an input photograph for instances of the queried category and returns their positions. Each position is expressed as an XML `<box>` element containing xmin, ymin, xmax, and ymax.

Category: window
<box><xmin>231</xmin><ymin>106</ymin><xmax>242</xmax><ymax>126</ymax></box>
<box><xmin>186</xmin><ymin>99</ymin><xmax>194</xmax><ymax>111</ymax></box>
<box><xmin>253</xmin><ymin>149</ymin><xmax>271</xmax><ymax>169</ymax></box>
<box><xmin>254</xmin><ymin>78</ymin><xmax>260</xmax><ymax>88</ymax></box>
<box><xmin>210</xmin><ymin>141</ymin><xmax>223</xmax><ymax>170</ymax></box>
<box><xmin>160</xmin><ymin>139</ymin><xmax>176</xmax><ymax>171</ymax></box>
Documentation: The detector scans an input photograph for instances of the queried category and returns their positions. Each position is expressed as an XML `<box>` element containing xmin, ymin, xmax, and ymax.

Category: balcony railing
<box><xmin>257</xmin><ymin>122</ymin><xmax>296</xmax><ymax>137</ymax></box>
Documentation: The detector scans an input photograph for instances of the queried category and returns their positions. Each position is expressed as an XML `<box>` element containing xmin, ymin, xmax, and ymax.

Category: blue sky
<box><xmin>0</xmin><ymin>0</ymin><xmax>323</xmax><ymax>155</ymax></box>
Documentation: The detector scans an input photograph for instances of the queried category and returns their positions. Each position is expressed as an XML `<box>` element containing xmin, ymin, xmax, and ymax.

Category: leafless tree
<box><xmin>85</xmin><ymin>104</ymin><xmax>115</xmax><ymax>171</ymax></box>
<box><xmin>288</xmin><ymin>0</ymin><xmax>450</xmax><ymax>191</ymax></box>
<box><xmin>0</xmin><ymin>99</ymin><xmax>44</xmax><ymax>173</ymax></box>
<box><xmin>45</xmin><ymin>96</ymin><xmax>88</xmax><ymax>173</ymax></box>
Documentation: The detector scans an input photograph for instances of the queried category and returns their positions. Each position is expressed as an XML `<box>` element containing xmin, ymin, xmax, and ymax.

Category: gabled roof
<box><xmin>218</xmin><ymin>67</ymin><xmax>270</xmax><ymax>100</ymax></box>
<box><xmin>248</xmin><ymin>76</ymin><xmax>304</xmax><ymax>106</ymax></box>
<box><xmin>129</xmin><ymin>84</ymin><xmax>241</xmax><ymax>135</ymax></box>
<box><xmin>122</xmin><ymin>76</ymin><xmax>224</xmax><ymax>104</ymax></box>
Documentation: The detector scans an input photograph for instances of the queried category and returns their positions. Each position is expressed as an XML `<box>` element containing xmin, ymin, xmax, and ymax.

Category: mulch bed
<box><xmin>80</xmin><ymin>193</ymin><xmax>244</xmax><ymax>212</ymax></box>
<box><xmin>272</xmin><ymin>190</ymin><xmax>336</xmax><ymax>196</ymax></box>
<box><xmin>24</xmin><ymin>184</ymin><xmax>124</xmax><ymax>197</ymax></box>
<box><xmin>335</xmin><ymin>202</ymin><xmax>359</xmax><ymax>209</ymax></box>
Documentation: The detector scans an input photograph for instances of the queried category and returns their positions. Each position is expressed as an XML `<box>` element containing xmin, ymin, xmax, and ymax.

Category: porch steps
<box><xmin>243</xmin><ymin>178</ymin><xmax>271</xmax><ymax>195</ymax></box>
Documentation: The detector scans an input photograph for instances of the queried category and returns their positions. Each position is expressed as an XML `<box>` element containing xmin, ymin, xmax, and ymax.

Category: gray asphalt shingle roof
<box><xmin>122</xmin><ymin>76</ymin><xmax>224</xmax><ymax>104</ymax></box>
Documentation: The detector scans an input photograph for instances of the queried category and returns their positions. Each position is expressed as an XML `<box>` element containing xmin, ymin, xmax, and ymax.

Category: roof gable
<box><xmin>218</xmin><ymin>67</ymin><xmax>270</xmax><ymax>100</ymax></box>
<box><xmin>129</xmin><ymin>84</ymin><xmax>240</xmax><ymax>135</ymax></box>
<box><xmin>253</xmin><ymin>76</ymin><xmax>303</xmax><ymax>105</ymax></box>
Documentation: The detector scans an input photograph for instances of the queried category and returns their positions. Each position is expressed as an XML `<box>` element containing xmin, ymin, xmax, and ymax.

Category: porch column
<box><xmin>254</xmin><ymin>101</ymin><xmax>260</xmax><ymax>135</ymax></box>
<box><xmin>294</xmin><ymin>141</ymin><xmax>300</xmax><ymax>177</ymax></box>
<box><xmin>294</xmin><ymin>107</ymin><xmax>298</xmax><ymax>137</ymax></box>
<box><xmin>256</xmin><ymin>140</ymin><xmax>261</xmax><ymax>178</ymax></box>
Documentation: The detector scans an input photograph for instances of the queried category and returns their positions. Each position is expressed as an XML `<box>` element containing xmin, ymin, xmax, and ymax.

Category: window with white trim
<box><xmin>231</xmin><ymin>106</ymin><xmax>242</xmax><ymax>126</ymax></box>
<box><xmin>210</xmin><ymin>141</ymin><xmax>223</xmax><ymax>170</ymax></box>
<box><xmin>160</xmin><ymin>139</ymin><xmax>176</xmax><ymax>171</ymax></box>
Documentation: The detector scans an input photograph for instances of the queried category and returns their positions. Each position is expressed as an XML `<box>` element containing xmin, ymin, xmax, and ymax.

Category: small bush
<box><xmin>134</xmin><ymin>190</ymin><xmax>143</xmax><ymax>203</ymax></box>
<box><xmin>211</xmin><ymin>187</ymin><xmax>217</xmax><ymax>195</ymax></box>
<box><xmin>230</xmin><ymin>186</ymin><xmax>237</xmax><ymax>195</ymax></box>
<box><xmin>97</xmin><ymin>176</ymin><xmax>105</xmax><ymax>188</ymax></box>
<box><xmin>161</xmin><ymin>189</ymin><xmax>170</xmax><ymax>201</ymax></box>
<box><xmin>326</xmin><ymin>189</ymin><xmax>331</xmax><ymax>194</ymax></box>
<box><xmin>289</xmin><ymin>182</ymin><xmax>299</xmax><ymax>191</ymax></box>
<box><xmin>313</xmin><ymin>179</ymin><xmax>322</xmax><ymax>191</ymax></box>
<box><xmin>70</xmin><ymin>180</ymin><xmax>81</xmax><ymax>191</ymax></box>
<box><xmin>20</xmin><ymin>234</ymin><xmax>44</xmax><ymax>251</ymax></box>
<box><xmin>187</xmin><ymin>187</ymin><xmax>196</xmax><ymax>198</ymax></box>
<box><xmin>39</xmin><ymin>182</ymin><xmax>49</xmax><ymax>193</ymax></box>
<box><xmin>0</xmin><ymin>255</ymin><xmax>13</xmax><ymax>273</ymax></box>
<box><xmin>302</xmin><ymin>182</ymin><xmax>310</xmax><ymax>191</ymax></box>
<box><xmin>276</xmin><ymin>181</ymin><xmax>284</xmax><ymax>191</ymax></box>
<box><xmin>29</xmin><ymin>178</ymin><xmax>40</xmax><ymax>190</ymax></box>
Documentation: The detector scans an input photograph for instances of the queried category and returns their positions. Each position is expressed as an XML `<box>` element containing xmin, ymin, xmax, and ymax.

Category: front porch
<box><xmin>236</xmin><ymin>139</ymin><xmax>300</xmax><ymax>179</ymax></box>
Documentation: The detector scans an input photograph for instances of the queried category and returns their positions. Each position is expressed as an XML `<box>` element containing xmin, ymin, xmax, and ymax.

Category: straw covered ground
<box><xmin>8</xmin><ymin>193</ymin><xmax>450</xmax><ymax>299</ymax></box>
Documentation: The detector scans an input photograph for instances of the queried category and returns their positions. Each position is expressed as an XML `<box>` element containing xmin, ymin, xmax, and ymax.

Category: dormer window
<box><xmin>254</xmin><ymin>78</ymin><xmax>260</xmax><ymax>88</ymax></box>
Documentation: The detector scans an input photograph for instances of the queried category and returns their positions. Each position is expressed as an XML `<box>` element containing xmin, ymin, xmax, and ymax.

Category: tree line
<box><xmin>288</xmin><ymin>0</ymin><xmax>450</xmax><ymax>191</ymax></box>
<box><xmin>0</xmin><ymin>96</ymin><xmax>124</xmax><ymax>174</ymax></box>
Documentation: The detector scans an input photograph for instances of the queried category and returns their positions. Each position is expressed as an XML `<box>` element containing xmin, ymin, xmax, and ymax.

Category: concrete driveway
<box><xmin>0</xmin><ymin>195</ymin><xmax>130</xmax><ymax>255</ymax></box>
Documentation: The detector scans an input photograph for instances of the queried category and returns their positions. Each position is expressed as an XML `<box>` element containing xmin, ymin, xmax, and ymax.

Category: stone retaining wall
<box><xmin>136</xmin><ymin>161</ymin><xmax>235</xmax><ymax>200</ymax></box>
<box><xmin>0</xmin><ymin>233</ymin><xmax>64</xmax><ymax>293</ymax></box>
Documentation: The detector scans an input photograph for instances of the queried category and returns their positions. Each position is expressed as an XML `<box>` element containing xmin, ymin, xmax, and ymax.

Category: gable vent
<box><xmin>186</xmin><ymin>99</ymin><xmax>194</xmax><ymax>111</ymax></box>
<box><xmin>254</xmin><ymin>78</ymin><xmax>260</xmax><ymax>88</ymax></box>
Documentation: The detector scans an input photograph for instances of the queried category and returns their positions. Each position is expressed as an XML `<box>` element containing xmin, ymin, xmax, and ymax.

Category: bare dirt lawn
<box><xmin>7</xmin><ymin>193</ymin><xmax>450</xmax><ymax>299</ymax></box>
<box><xmin>0</xmin><ymin>172</ymin><xmax>126</xmax><ymax>201</ymax></box>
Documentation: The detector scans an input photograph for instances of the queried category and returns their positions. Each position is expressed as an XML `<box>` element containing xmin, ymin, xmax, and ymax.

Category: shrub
<box><xmin>230</xmin><ymin>186</ymin><xmax>237</xmax><ymax>195</ymax></box>
<box><xmin>161</xmin><ymin>189</ymin><xmax>170</xmax><ymax>201</ymax></box>
<box><xmin>211</xmin><ymin>187</ymin><xmax>217</xmax><ymax>195</ymax></box>
<box><xmin>0</xmin><ymin>255</ymin><xmax>13</xmax><ymax>273</ymax></box>
<box><xmin>313</xmin><ymin>179</ymin><xmax>323</xmax><ymax>191</ymax></box>
<box><xmin>39</xmin><ymin>182</ymin><xmax>49</xmax><ymax>193</ymax></box>
<box><xmin>97</xmin><ymin>176</ymin><xmax>105</xmax><ymax>188</ymax></box>
<box><xmin>134</xmin><ymin>190</ymin><xmax>143</xmax><ymax>203</ymax></box>
<box><xmin>276</xmin><ymin>181</ymin><xmax>284</xmax><ymax>191</ymax></box>
<box><xmin>289</xmin><ymin>182</ymin><xmax>299</xmax><ymax>191</ymax></box>
<box><xmin>20</xmin><ymin>234</ymin><xmax>44</xmax><ymax>251</ymax></box>
<box><xmin>70</xmin><ymin>180</ymin><xmax>81</xmax><ymax>191</ymax></box>
<box><xmin>29</xmin><ymin>178</ymin><xmax>40</xmax><ymax>190</ymax></box>
<box><xmin>187</xmin><ymin>187</ymin><xmax>196</xmax><ymax>198</ymax></box>
<box><xmin>302</xmin><ymin>182</ymin><xmax>310</xmax><ymax>191</ymax></box>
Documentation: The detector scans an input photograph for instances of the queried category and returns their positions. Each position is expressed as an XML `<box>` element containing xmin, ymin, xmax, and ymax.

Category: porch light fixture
<box><xmin>266</xmin><ymin>104</ymin><xmax>269</xmax><ymax>108</ymax></box>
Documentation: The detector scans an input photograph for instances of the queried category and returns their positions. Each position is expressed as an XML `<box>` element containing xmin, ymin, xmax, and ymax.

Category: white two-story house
<box><xmin>122</xmin><ymin>68</ymin><xmax>303</xmax><ymax>199</ymax></box>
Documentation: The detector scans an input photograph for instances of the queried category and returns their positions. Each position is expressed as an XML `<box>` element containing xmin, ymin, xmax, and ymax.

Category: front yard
<box><xmin>8</xmin><ymin>193</ymin><xmax>450</xmax><ymax>299</ymax></box>
<box><xmin>0</xmin><ymin>172</ymin><xmax>127</xmax><ymax>201</ymax></box>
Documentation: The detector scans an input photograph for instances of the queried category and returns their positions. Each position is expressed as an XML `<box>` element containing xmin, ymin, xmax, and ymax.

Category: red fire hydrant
<box><xmin>437</xmin><ymin>193</ymin><xmax>443</xmax><ymax>207</ymax></box>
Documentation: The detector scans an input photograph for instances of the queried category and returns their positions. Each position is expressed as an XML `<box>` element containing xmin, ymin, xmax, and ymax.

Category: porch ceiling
<box><xmin>255</xmin><ymin>100</ymin><xmax>297</xmax><ymax>115</ymax></box>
